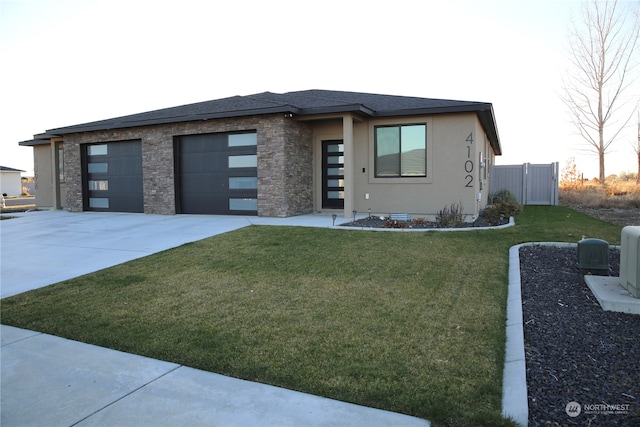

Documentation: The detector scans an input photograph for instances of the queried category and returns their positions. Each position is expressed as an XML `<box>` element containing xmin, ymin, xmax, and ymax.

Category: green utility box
<box><xmin>577</xmin><ymin>238</ymin><xmax>610</xmax><ymax>275</ymax></box>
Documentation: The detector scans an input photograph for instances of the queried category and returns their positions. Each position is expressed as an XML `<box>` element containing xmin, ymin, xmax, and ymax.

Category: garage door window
<box><xmin>88</xmin><ymin>163</ymin><xmax>108</xmax><ymax>173</ymax></box>
<box><xmin>229</xmin><ymin>177</ymin><xmax>258</xmax><ymax>189</ymax></box>
<box><xmin>88</xmin><ymin>180</ymin><xmax>109</xmax><ymax>191</ymax></box>
<box><xmin>229</xmin><ymin>155</ymin><xmax>257</xmax><ymax>168</ymax></box>
<box><xmin>229</xmin><ymin>198</ymin><xmax>258</xmax><ymax>211</ymax></box>
<box><xmin>89</xmin><ymin>197</ymin><xmax>109</xmax><ymax>208</ymax></box>
<box><xmin>88</xmin><ymin>144</ymin><xmax>108</xmax><ymax>156</ymax></box>
<box><xmin>229</xmin><ymin>133</ymin><xmax>257</xmax><ymax>147</ymax></box>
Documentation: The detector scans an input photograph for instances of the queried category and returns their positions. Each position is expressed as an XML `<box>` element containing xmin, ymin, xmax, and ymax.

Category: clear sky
<box><xmin>1</xmin><ymin>0</ymin><xmax>638</xmax><ymax>179</ymax></box>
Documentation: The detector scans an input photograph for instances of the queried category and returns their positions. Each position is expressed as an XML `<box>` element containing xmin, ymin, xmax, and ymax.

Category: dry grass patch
<box><xmin>560</xmin><ymin>180</ymin><xmax>640</xmax><ymax>209</ymax></box>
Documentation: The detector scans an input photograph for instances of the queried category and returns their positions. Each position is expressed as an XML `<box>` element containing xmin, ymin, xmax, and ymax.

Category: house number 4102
<box><xmin>464</xmin><ymin>132</ymin><xmax>474</xmax><ymax>188</ymax></box>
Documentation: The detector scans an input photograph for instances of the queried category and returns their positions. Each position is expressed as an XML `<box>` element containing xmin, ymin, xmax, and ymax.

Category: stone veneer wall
<box><xmin>62</xmin><ymin>114</ymin><xmax>313</xmax><ymax>217</ymax></box>
<box><xmin>258</xmin><ymin>116</ymin><xmax>313</xmax><ymax>217</ymax></box>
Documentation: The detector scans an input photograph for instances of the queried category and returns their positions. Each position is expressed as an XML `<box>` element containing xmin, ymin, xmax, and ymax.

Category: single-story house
<box><xmin>19</xmin><ymin>90</ymin><xmax>501</xmax><ymax>219</ymax></box>
<box><xmin>0</xmin><ymin>166</ymin><xmax>26</xmax><ymax>196</ymax></box>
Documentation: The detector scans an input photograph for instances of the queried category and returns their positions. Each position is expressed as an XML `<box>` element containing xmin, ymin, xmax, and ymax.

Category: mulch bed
<box><xmin>520</xmin><ymin>245</ymin><xmax>640</xmax><ymax>426</ymax></box>
<box><xmin>340</xmin><ymin>215</ymin><xmax>507</xmax><ymax>228</ymax></box>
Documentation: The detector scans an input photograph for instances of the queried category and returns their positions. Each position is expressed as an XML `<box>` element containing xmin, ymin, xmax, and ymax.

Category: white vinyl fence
<box><xmin>490</xmin><ymin>162</ymin><xmax>559</xmax><ymax>205</ymax></box>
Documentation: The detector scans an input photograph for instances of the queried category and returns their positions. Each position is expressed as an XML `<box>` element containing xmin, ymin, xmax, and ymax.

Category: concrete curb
<box><xmin>332</xmin><ymin>216</ymin><xmax>515</xmax><ymax>232</ymax></box>
<box><xmin>501</xmin><ymin>241</ymin><xmax>622</xmax><ymax>426</ymax></box>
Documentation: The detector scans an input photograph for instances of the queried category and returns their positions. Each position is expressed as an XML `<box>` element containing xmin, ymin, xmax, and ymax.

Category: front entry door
<box><xmin>322</xmin><ymin>140</ymin><xmax>344</xmax><ymax>209</ymax></box>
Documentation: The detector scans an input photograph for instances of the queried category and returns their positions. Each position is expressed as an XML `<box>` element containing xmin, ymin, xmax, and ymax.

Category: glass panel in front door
<box><xmin>322</xmin><ymin>140</ymin><xmax>344</xmax><ymax>209</ymax></box>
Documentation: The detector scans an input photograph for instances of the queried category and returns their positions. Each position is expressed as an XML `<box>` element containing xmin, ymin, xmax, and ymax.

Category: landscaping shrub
<box><xmin>383</xmin><ymin>218</ymin><xmax>410</xmax><ymax>228</ymax></box>
<box><xmin>480</xmin><ymin>205</ymin><xmax>504</xmax><ymax>226</ymax></box>
<box><xmin>481</xmin><ymin>190</ymin><xmax>523</xmax><ymax>225</ymax></box>
<box><xmin>435</xmin><ymin>202</ymin><xmax>465</xmax><ymax>227</ymax></box>
<box><xmin>411</xmin><ymin>217</ymin><xmax>428</xmax><ymax>226</ymax></box>
<box><xmin>489</xmin><ymin>189</ymin><xmax>522</xmax><ymax>216</ymax></box>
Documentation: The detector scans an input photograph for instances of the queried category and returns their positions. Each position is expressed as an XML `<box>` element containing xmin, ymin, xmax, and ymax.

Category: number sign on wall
<box><xmin>465</xmin><ymin>132</ymin><xmax>474</xmax><ymax>188</ymax></box>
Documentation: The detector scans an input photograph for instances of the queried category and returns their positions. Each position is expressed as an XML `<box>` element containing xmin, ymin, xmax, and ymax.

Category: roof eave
<box><xmin>375</xmin><ymin>104</ymin><xmax>501</xmax><ymax>154</ymax></box>
<box><xmin>383</xmin><ymin>103</ymin><xmax>480</xmax><ymax>115</ymax></box>
<box><xmin>19</xmin><ymin>132</ymin><xmax>62</xmax><ymax>146</ymax></box>
<box><xmin>476</xmin><ymin>108</ymin><xmax>502</xmax><ymax>155</ymax></box>
<box><xmin>298</xmin><ymin>104</ymin><xmax>376</xmax><ymax>117</ymax></box>
<box><xmin>48</xmin><ymin>106</ymin><xmax>301</xmax><ymax>135</ymax></box>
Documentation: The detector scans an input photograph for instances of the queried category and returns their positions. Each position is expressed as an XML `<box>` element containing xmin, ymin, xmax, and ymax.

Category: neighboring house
<box><xmin>19</xmin><ymin>90</ymin><xmax>502</xmax><ymax>219</ymax></box>
<box><xmin>16</xmin><ymin>137</ymin><xmax>66</xmax><ymax>210</ymax></box>
<box><xmin>0</xmin><ymin>166</ymin><xmax>25</xmax><ymax>196</ymax></box>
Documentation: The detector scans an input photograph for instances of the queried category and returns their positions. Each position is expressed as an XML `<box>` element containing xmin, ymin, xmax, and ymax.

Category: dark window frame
<box><xmin>57</xmin><ymin>142</ymin><xmax>65</xmax><ymax>182</ymax></box>
<box><xmin>374</xmin><ymin>123</ymin><xmax>427</xmax><ymax>178</ymax></box>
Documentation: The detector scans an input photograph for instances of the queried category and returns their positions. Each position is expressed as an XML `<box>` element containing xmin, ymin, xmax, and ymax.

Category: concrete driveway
<box><xmin>0</xmin><ymin>210</ymin><xmax>343</xmax><ymax>298</ymax></box>
<box><xmin>0</xmin><ymin>210</ymin><xmax>250</xmax><ymax>298</ymax></box>
<box><xmin>1</xmin><ymin>211</ymin><xmax>435</xmax><ymax>427</ymax></box>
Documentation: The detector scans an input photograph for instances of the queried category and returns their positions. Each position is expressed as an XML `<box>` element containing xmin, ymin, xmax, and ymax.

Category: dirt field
<box><xmin>565</xmin><ymin>205</ymin><xmax>639</xmax><ymax>227</ymax></box>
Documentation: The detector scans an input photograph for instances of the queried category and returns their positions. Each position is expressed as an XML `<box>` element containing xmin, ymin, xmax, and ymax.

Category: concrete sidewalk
<box><xmin>1</xmin><ymin>325</ymin><xmax>429</xmax><ymax>426</ymax></box>
<box><xmin>1</xmin><ymin>211</ymin><xmax>429</xmax><ymax>426</ymax></box>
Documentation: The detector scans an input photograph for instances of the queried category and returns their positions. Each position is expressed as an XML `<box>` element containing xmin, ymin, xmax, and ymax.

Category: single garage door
<box><xmin>175</xmin><ymin>132</ymin><xmax>257</xmax><ymax>215</ymax></box>
<box><xmin>82</xmin><ymin>140</ymin><xmax>143</xmax><ymax>213</ymax></box>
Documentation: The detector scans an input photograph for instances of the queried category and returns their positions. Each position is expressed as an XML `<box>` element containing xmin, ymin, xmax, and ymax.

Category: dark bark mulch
<box><xmin>340</xmin><ymin>215</ymin><xmax>507</xmax><ymax>228</ymax></box>
<box><xmin>520</xmin><ymin>245</ymin><xmax>640</xmax><ymax>426</ymax></box>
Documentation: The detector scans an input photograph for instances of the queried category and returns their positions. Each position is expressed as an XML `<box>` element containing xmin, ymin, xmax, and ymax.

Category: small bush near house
<box><xmin>489</xmin><ymin>189</ymin><xmax>522</xmax><ymax>214</ymax></box>
<box><xmin>481</xmin><ymin>190</ymin><xmax>523</xmax><ymax>225</ymax></box>
<box><xmin>383</xmin><ymin>218</ymin><xmax>410</xmax><ymax>228</ymax></box>
<box><xmin>435</xmin><ymin>202</ymin><xmax>465</xmax><ymax>227</ymax></box>
<box><xmin>480</xmin><ymin>206</ymin><xmax>504</xmax><ymax>226</ymax></box>
<box><xmin>411</xmin><ymin>217</ymin><xmax>428</xmax><ymax>226</ymax></box>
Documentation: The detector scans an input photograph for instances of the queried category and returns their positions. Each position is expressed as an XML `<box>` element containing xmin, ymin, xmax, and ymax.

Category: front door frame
<box><xmin>321</xmin><ymin>139</ymin><xmax>345</xmax><ymax>210</ymax></box>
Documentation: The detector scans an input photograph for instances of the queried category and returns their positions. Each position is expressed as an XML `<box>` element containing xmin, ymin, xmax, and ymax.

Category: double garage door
<box><xmin>83</xmin><ymin>132</ymin><xmax>257</xmax><ymax>215</ymax></box>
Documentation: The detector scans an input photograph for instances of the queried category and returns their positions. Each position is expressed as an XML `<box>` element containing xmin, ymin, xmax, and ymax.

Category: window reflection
<box><xmin>229</xmin><ymin>155</ymin><xmax>257</xmax><ymax>168</ymax></box>
<box><xmin>375</xmin><ymin>124</ymin><xmax>426</xmax><ymax>177</ymax></box>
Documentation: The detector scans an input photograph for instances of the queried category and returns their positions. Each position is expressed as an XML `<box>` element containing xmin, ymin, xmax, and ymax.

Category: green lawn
<box><xmin>0</xmin><ymin>206</ymin><xmax>622</xmax><ymax>427</ymax></box>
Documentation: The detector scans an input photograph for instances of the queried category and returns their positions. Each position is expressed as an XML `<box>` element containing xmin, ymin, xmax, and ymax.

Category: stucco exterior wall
<box><xmin>62</xmin><ymin>114</ymin><xmax>313</xmax><ymax>217</ymax></box>
<box><xmin>312</xmin><ymin>113</ymin><xmax>497</xmax><ymax>220</ymax></box>
<box><xmin>27</xmin><ymin>142</ymin><xmax>66</xmax><ymax>209</ymax></box>
<box><xmin>33</xmin><ymin>145</ymin><xmax>54</xmax><ymax>206</ymax></box>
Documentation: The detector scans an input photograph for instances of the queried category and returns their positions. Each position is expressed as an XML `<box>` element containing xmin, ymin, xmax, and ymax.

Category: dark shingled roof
<box><xmin>45</xmin><ymin>90</ymin><xmax>501</xmax><ymax>154</ymax></box>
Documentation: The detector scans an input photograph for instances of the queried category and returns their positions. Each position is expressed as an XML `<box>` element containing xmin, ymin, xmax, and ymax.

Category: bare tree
<box><xmin>562</xmin><ymin>0</ymin><xmax>639</xmax><ymax>183</ymax></box>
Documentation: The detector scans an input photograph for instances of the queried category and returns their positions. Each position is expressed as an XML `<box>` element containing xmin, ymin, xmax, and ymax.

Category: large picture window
<box><xmin>375</xmin><ymin>124</ymin><xmax>426</xmax><ymax>177</ymax></box>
